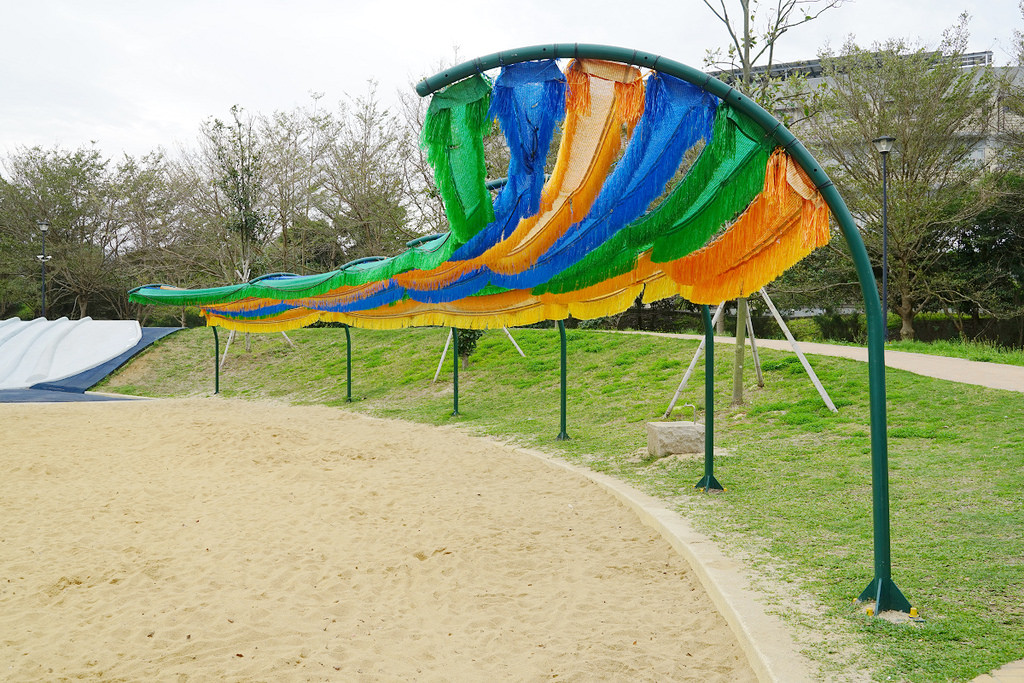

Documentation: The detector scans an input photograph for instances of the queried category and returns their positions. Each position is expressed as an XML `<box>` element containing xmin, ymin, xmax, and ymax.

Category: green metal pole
<box><xmin>418</xmin><ymin>44</ymin><xmax>909</xmax><ymax>613</ymax></box>
<box><xmin>344</xmin><ymin>325</ymin><xmax>352</xmax><ymax>403</ymax></box>
<box><xmin>696</xmin><ymin>305</ymin><xmax>723</xmax><ymax>491</ymax></box>
<box><xmin>557</xmin><ymin>320</ymin><xmax>570</xmax><ymax>440</ymax></box>
<box><xmin>212</xmin><ymin>326</ymin><xmax>220</xmax><ymax>395</ymax></box>
<box><xmin>451</xmin><ymin>327</ymin><xmax>460</xmax><ymax>416</ymax></box>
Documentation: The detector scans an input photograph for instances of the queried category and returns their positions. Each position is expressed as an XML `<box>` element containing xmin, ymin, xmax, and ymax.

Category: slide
<box><xmin>0</xmin><ymin>318</ymin><xmax>180</xmax><ymax>402</ymax></box>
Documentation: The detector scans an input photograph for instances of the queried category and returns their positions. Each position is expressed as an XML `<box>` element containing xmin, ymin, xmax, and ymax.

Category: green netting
<box><xmin>422</xmin><ymin>74</ymin><xmax>495</xmax><ymax>243</ymax></box>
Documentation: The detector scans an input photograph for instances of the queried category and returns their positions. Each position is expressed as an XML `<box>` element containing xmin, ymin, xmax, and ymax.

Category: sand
<box><xmin>0</xmin><ymin>398</ymin><xmax>756</xmax><ymax>681</ymax></box>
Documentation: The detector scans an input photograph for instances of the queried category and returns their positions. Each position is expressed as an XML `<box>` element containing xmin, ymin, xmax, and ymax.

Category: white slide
<box><xmin>0</xmin><ymin>317</ymin><xmax>142</xmax><ymax>390</ymax></box>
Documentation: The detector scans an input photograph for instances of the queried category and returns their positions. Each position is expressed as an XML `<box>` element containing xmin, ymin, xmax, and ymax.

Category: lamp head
<box><xmin>872</xmin><ymin>136</ymin><xmax>896</xmax><ymax>155</ymax></box>
<box><xmin>37</xmin><ymin>220</ymin><xmax>50</xmax><ymax>233</ymax></box>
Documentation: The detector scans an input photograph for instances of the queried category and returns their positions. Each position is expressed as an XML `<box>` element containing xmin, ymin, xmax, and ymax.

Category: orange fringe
<box><xmin>565</xmin><ymin>59</ymin><xmax>592</xmax><ymax>117</ymax></box>
<box><xmin>665</xmin><ymin>151</ymin><xmax>830</xmax><ymax>304</ymax></box>
<box><xmin>203</xmin><ymin>307</ymin><xmax>323</xmax><ymax>333</ymax></box>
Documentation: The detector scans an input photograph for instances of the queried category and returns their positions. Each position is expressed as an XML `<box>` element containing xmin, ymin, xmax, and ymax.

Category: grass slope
<box><xmin>100</xmin><ymin>327</ymin><xmax>1024</xmax><ymax>682</ymax></box>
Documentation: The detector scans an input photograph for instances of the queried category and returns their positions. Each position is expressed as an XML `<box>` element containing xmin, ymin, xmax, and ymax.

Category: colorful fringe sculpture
<box><xmin>129</xmin><ymin>57</ymin><xmax>831</xmax><ymax>331</ymax></box>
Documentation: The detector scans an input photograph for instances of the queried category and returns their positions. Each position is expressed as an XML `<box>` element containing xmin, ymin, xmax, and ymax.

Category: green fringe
<box><xmin>423</xmin><ymin>74</ymin><xmax>495</xmax><ymax>243</ymax></box>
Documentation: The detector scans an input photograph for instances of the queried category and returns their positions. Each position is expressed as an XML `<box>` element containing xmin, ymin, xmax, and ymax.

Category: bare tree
<box><xmin>702</xmin><ymin>0</ymin><xmax>846</xmax><ymax>403</ymax></box>
<box><xmin>319</xmin><ymin>83</ymin><xmax>416</xmax><ymax>262</ymax></box>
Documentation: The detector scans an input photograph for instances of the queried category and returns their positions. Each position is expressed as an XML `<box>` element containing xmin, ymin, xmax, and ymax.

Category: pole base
<box><xmin>556</xmin><ymin>431</ymin><xmax>570</xmax><ymax>441</ymax></box>
<box><xmin>695</xmin><ymin>474</ymin><xmax>724</xmax><ymax>492</ymax></box>
<box><xmin>858</xmin><ymin>577</ymin><xmax>912</xmax><ymax>614</ymax></box>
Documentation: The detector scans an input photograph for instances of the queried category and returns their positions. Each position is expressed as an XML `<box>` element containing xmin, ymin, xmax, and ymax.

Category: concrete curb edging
<box><xmin>517</xmin><ymin>446</ymin><xmax>815</xmax><ymax>683</ymax></box>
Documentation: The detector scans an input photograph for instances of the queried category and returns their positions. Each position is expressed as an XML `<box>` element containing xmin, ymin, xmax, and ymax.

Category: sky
<box><xmin>1</xmin><ymin>0</ymin><xmax>1017</xmax><ymax>162</ymax></box>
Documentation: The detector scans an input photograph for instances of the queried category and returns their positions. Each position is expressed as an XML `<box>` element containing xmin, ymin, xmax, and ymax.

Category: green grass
<box><xmin>97</xmin><ymin>327</ymin><xmax>1024</xmax><ymax>682</ymax></box>
<box><xmin>886</xmin><ymin>338</ymin><xmax>1024</xmax><ymax>367</ymax></box>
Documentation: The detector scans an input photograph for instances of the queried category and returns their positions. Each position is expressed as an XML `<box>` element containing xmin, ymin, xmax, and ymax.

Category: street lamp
<box><xmin>36</xmin><ymin>220</ymin><xmax>52</xmax><ymax>319</ymax></box>
<box><xmin>872</xmin><ymin>136</ymin><xmax>895</xmax><ymax>340</ymax></box>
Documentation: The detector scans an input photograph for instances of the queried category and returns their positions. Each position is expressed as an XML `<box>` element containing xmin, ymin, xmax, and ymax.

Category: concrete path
<box><xmin>973</xmin><ymin>660</ymin><xmax>1024</xmax><ymax>683</ymax></box>
<box><xmin>615</xmin><ymin>331</ymin><xmax>1024</xmax><ymax>393</ymax></box>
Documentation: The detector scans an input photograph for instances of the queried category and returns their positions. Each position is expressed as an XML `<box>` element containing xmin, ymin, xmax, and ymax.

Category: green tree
<box><xmin>947</xmin><ymin>175</ymin><xmax>1024</xmax><ymax>345</ymax></box>
<box><xmin>0</xmin><ymin>145</ymin><xmax>124</xmax><ymax>319</ymax></box>
<box><xmin>805</xmin><ymin>18</ymin><xmax>996</xmax><ymax>340</ymax></box>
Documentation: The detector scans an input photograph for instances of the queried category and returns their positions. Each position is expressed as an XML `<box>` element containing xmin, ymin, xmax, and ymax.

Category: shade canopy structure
<box><xmin>129</xmin><ymin>44</ymin><xmax>909</xmax><ymax>613</ymax></box>
<box><xmin>131</xmin><ymin>53</ymin><xmax>829</xmax><ymax>331</ymax></box>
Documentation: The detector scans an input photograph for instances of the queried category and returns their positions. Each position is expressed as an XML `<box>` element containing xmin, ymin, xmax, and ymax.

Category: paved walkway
<box><xmin>616</xmin><ymin>331</ymin><xmax>1024</xmax><ymax>393</ymax></box>
<box><xmin>974</xmin><ymin>660</ymin><xmax>1024</xmax><ymax>683</ymax></box>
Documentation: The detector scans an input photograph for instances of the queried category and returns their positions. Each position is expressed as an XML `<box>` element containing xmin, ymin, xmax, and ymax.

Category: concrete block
<box><xmin>646</xmin><ymin>421</ymin><xmax>705</xmax><ymax>457</ymax></box>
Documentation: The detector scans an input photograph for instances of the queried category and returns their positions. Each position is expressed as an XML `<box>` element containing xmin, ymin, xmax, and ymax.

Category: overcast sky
<box><xmin>1</xmin><ymin>0</ymin><xmax>1017</xmax><ymax>161</ymax></box>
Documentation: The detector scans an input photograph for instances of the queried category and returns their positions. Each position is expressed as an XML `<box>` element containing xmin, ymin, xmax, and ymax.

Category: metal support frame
<box><xmin>732</xmin><ymin>298</ymin><xmax>749</xmax><ymax>404</ymax></box>
<box><xmin>557</xmin><ymin>320</ymin><xmax>570</xmax><ymax>440</ymax></box>
<box><xmin>451</xmin><ymin>327</ymin><xmax>460</xmax><ymax>416</ymax></box>
<box><xmin>433</xmin><ymin>328</ymin><xmax>454</xmax><ymax>383</ymax></box>
<box><xmin>344</xmin><ymin>325</ymin><xmax>352</xmax><ymax>402</ymax></box>
<box><xmin>212</xmin><ymin>326</ymin><xmax>220</xmax><ymax>395</ymax></box>
<box><xmin>881</xmin><ymin>149</ymin><xmax>891</xmax><ymax>340</ymax></box>
<box><xmin>418</xmin><ymin>44</ymin><xmax>909</xmax><ymax>612</ymax></box>
<box><xmin>503</xmin><ymin>327</ymin><xmax>527</xmax><ymax>357</ymax></box>
<box><xmin>695</xmin><ymin>305</ymin><xmax>723</xmax><ymax>491</ymax></box>
<box><xmin>745</xmin><ymin>304</ymin><xmax>764</xmax><ymax>388</ymax></box>
<box><xmin>664</xmin><ymin>304</ymin><xmax>724</xmax><ymax>417</ymax></box>
<box><xmin>759</xmin><ymin>289</ymin><xmax>838</xmax><ymax>413</ymax></box>
<box><xmin>37</xmin><ymin>224</ymin><xmax>50</xmax><ymax>318</ymax></box>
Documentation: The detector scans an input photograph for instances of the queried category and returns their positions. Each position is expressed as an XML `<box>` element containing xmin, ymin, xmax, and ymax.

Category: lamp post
<box><xmin>36</xmin><ymin>220</ymin><xmax>52</xmax><ymax>319</ymax></box>
<box><xmin>872</xmin><ymin>136</ymin><xmax>895</xmax><ymax>339</ymax></box>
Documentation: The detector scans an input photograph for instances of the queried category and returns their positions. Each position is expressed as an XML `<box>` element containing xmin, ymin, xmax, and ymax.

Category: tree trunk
<box><xmin>1016</xmin><ymin>291</ymin><xmax>1023</xmax><ymax>348</ymax></box>
<box><xmin>716</xmin><ymin>301</ymin><xmax>727</xmax><ymax>335</ymax></box>
<box><xmin>732</xmin><ymin>297</ymin><xmax>748</xmax><ymax>405</ymax></box>
<box><xmin>896</xmin><ymin>295</ymin><xmax>916</xmax><ymax>341</ymax></box>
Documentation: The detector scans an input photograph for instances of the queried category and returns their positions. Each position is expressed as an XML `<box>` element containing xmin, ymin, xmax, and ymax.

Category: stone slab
<box><xmin>647</xmin><ymin>421</ymin><xmax>705</xmax><ymax>456</ymax></box>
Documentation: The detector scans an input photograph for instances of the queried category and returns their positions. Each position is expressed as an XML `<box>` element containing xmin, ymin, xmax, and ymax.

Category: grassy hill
<box><xmin>99</xmin><ymin>326</ymin><xmax>1024</xmax><ymax>682</ymax></box>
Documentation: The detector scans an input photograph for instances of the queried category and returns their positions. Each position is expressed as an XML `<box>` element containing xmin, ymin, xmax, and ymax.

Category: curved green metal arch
<box><xmin>417</xmin><ymin>44</ymin><xmax>908</xmax><ymax>612</ymax></box>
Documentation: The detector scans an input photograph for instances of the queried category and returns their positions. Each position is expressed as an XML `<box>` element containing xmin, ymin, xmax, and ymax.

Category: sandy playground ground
<box><xmin>0</xmin><ymin>398</ymin><xmax>756</xmax><ymax>681</ymax></box>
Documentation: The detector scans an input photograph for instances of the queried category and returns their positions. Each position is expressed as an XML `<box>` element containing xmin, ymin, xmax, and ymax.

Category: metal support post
<box><xmin>213</xmin><ymin>326</ymin><xmax>220</xmax><ymax>395</ymax></box>
<box><xmin>344</xmin><ymin>325</ymin><xmax>352</xmax><ymax>402</ymax></box>
<box><xmin>451</xmin><ymin>327</ymin><xmax>460</xmax><ymax>416</ymax></box>
<box><xmin>695</xmin><ymin>305</ymin><xmax>723</xmax><ymax>491</ymax></box>
<box><xmin>557</xmin><ymin>320</ymin><xmax>569</xmax><ymax>440</ymax></box>
<box><xmin>664</xmin><ymin>304</ymin><xmax>724</xmax><ymax>418</ymax></box>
